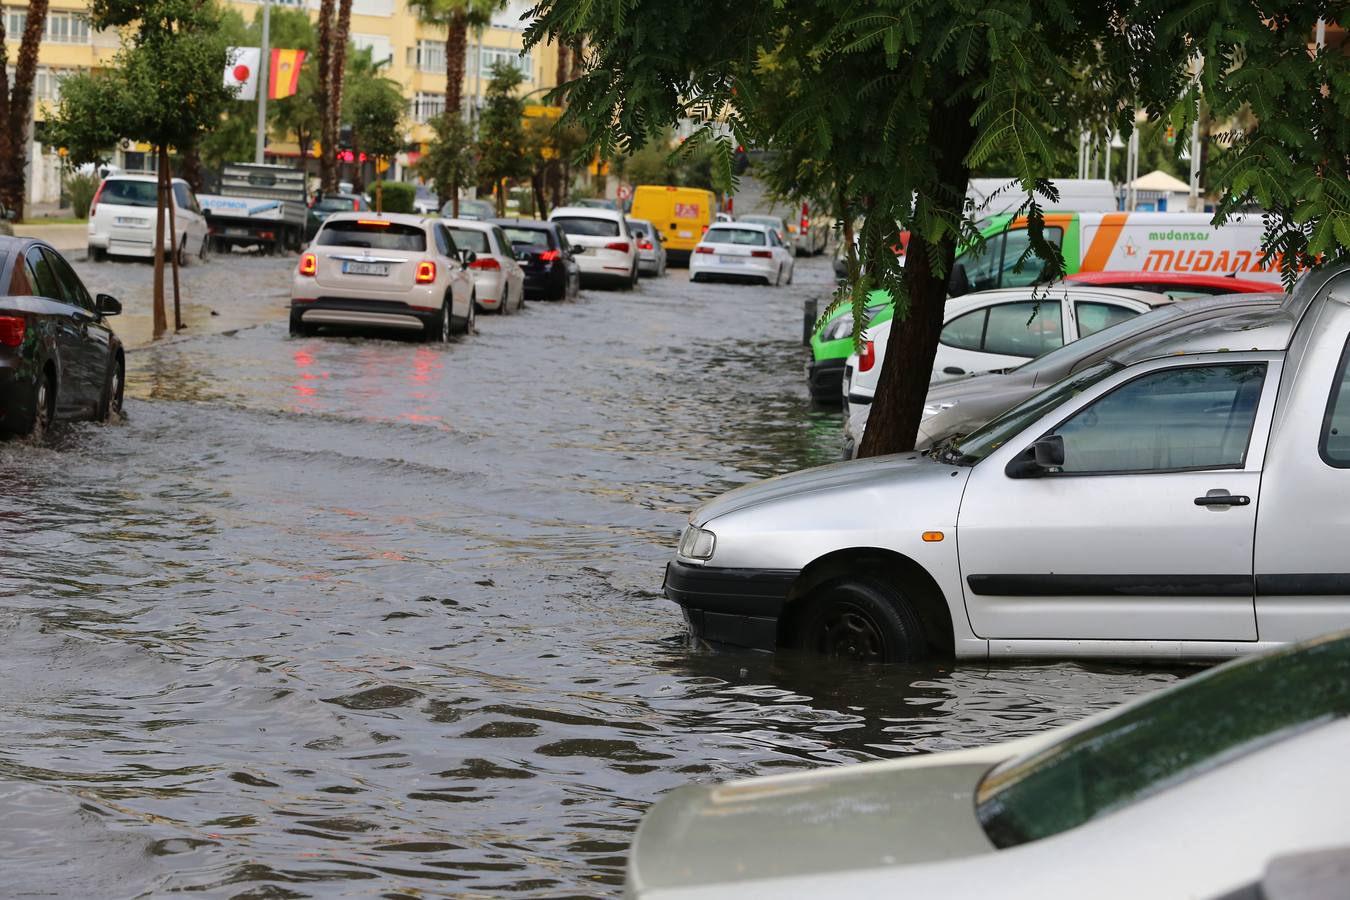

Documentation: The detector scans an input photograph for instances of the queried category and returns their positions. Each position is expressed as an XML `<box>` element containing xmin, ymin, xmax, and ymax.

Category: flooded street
<box><xmin>0</xmin><ymin>252</ymin><xmax>1181</xmax><ymax>897</ymax></box>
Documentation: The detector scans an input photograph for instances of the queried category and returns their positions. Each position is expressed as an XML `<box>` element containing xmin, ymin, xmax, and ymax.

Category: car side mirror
<box><xmin>201</xmin><ymin>208</ymin><xmax>212</xmax><ymax>218</ymax></box>
<box><xmin>948</xmin><ymin>262</ymin><xmax>970</xmax><ymax>297</ymax></box>
<box><xmin>96</xmin><ymin>293</ymin><xmax>121</xmax><ymax>316</ymax></box>
<box><xmin>460</xmin><ymin>249</ymin><xmax>477</xmax><ymax>265</ymax></box>
<box><xmin>1006</xmin><ymin>435</ymin><xmax>1065</xmax><ymax>478</ymax></box>
<box><xmin>571</xmin><ymin>245</ymin><xmax>584</xmax><ymax>255</ymax></box>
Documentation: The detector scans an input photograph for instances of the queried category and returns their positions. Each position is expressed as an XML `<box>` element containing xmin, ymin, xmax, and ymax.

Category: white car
<box><xmin>87</xmin><ymin>173</ymin><xmax>209</xmax><ymax>264</ymax></box>
<box><xmin>663</xmin><ymin>265</ymin><xmax>1350</xmax><ymax>662</ymax></box>
<box><xmin>736</xmin><ymin>214</ymin><xmax>790</xmax><ymax>247</ymax></box>
<box><xmin>289</xmin><ymin>212</ymin><xmax>475</xmax><ymax>339</ymax></box>
<box><xmin>625</xmin><ymin>629</ymin><xmax>1350</xmax><ymax>900</ymax></box>
<box><xmin>841</xmin><ymin>286</ymin><xmax>1170</xmax><ymax>418</ymax></box>
<box><xmin>549</xmin><ymin>206</ymin><xmax>638</xmax><ymax>288</ymax></box>
<box><xmin>443</xmin><ymin>219</ymin><xmax>525</xmax><ymax>314</ymax></box>
<box><xmin>689</xmin><ymin>222</ymin><xmax>795</xmax><ymax>286</ymax></box>
<box><xmin>626</xmin><ymin>217</ymin><xmax>667</xmax><ymax>277</ymax></box>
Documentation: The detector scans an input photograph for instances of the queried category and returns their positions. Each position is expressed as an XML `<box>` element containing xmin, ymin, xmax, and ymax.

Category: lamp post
<box><xmin>254</xmin><ymin>0</ymin><xmax>271</xmax><ymax>164</ymax></box>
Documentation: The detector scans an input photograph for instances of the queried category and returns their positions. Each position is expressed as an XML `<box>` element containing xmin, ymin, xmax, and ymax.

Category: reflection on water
<box><xmin>0</xmin><ymin>255</ymin><xmax>1182</xmax><ymax>896</ymax></box>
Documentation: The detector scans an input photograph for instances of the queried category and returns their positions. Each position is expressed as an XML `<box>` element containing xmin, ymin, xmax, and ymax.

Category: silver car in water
<box><xmin>664</xmin><ymin>265</ymin><xmax>1350</xmax><ymax>663</ymax></box>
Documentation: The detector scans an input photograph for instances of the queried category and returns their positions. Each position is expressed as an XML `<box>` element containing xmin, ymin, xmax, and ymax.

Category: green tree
<box><xmin>527</xmin><ymin>1</ymin><xmax>1350</xmax><ymax>458</ymax></box>
<box><xmin>0</xmin><ymin>0</ymin><xmax>51</xmax><ymax>217</ymax></box>
<box><xmin>343</xmin><ymin>48</ymin><xmax>404</xmax><ymax>199</ymax></box>
<box><xmin>419</xmin><ymin>112</ymin><xmax>477</xmax><ymax>215</ymax></box>
<box><xmin>477</xmin><ymin>60</ymin><xmax>528</xmax><ymax>215</ymax></box>
<box><xmin>405</xmin><ymin>0</ymin><xmax>502</xmax><ymax>119</ymax></box>
<box><xmin>51</xmin><ymin>0</ymin><xmax>235</xmax><ymax>339</ymax></box>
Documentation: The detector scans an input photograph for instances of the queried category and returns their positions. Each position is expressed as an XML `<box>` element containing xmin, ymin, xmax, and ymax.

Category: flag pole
<box><xmin>254</xmin><ymin>0</ymin><xmax>271</xmax><ymax>164</ymax></box>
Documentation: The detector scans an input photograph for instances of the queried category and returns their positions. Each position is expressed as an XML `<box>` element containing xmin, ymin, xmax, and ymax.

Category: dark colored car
<box><xmin>307</xmin><ymin>193</ymin><xmax>370</xmax><ymax>240</ymax></box>
<box><xmin>493</xmin><ymin>219</ymin><xmax>581</xmax><ymax>302</ymax></box>
<box><xmin>0</xmin><ymin>237</ymin><xmax>124</xmax><ymax>437</ymax></box>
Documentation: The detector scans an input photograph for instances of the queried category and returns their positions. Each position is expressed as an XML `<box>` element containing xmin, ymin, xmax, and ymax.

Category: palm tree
<box><xmin>315</xmin><ymin>0</ymin><xmax>352</xmax><ymax>192</ymax></box>
<box><xmin>406</xmin><ymin>0</ymin><xmax>502</xmax><ymax>120</ymax></box>
<box><xmin>0</xmin><ymin>0</ymin><xmax>50</xmax><ymax>216</ymax></box>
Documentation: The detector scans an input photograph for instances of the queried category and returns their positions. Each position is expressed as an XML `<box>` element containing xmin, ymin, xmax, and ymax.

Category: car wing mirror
<box><xmin>460</xmin><ymin>249</ymin><xmax>477</xmax><ymax>265</ymax></box>
<box><xmin>96</xmin><ymin>293</ymin><xmax>122</xmax><ymax>316</ymax></box>
<box><xmin>571</xmin><ymin>245</ymin><xmax>584</xmax><ymax>255</ymax></box>
<box><xmin>1006</xmin><ymin>435</ymin><xmax>1065</xmax><ymax>478</ymax></box>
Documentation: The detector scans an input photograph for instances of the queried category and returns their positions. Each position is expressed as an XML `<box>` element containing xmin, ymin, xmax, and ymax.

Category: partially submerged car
<box><xmin>626</xmin><ymin>629</ymin><xmax>1350</xmax><ymax>899</ymax></box>
<box><xmin>665</xmin><ymin>265</ymin><xmax>1350</xmax><ymax>663</ymax></box>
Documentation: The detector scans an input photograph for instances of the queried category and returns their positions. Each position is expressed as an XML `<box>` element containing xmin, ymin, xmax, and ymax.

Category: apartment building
<box><xmin>7</xmin><ymin>0</ymin><xmax>558</xmax><ymax>205</ymax></box>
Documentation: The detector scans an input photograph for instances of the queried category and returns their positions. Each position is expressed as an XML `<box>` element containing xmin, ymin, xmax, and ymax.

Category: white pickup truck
<box><xmin>197</xmin><ymin>163</ymin><xmax>308</xmax><ymax>255</ymax></box>
<box><xmin>664</xmin><ymin>264</ymin><xmax>1350</xmax><ymax>663</ymax></box>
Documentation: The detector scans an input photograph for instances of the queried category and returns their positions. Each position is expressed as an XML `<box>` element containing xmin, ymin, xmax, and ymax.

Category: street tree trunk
<box><xmin>0</xmin><ymin>0</ymin><xmax>50</xmax><ymax>218</ymax></box>
<box><xmin>329</xmin><ymin>0</ymin><xmax>352</xmax><ymax>181</ymax></box>
<box><xmin>444</xmin><ymin>9</ymin><xmax>468</xmax><ymax>118</ymax></box>
<box><xmin>152</xmin><ymin>147</ymin><xmax>168</xmax><ymax>339</ymax></box>
<box><xmin>179</xmin><ymin>137</ymin><xmax>204</xmax><ymax>193</ymax></box>
<box><xmin>166</xmin><ymin>147</ymin><xmax>182</xmax><ymax>331</ymax></box>
<box><xmin>554</xmin><ymin>41</ymin><xmax>568</xmax><ymax>103</ymax></box>
<box><xmin>316</xmin><ymin>0</ymin><xmax>335</xmax><ymax>191</ymax></box>
<box><xmin>857</xmin><ymin>98</ymin><xmax>977</xmax><ymax>458</ymax></box>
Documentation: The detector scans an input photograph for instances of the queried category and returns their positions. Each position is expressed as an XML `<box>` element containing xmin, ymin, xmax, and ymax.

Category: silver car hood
<box><xmin>692</xmin><ymin>453</ymin><xmax>944</xmax><ymax>526</ymax></box>
<box><xmin>627</xmin><ymin>760</ymin><xmax>995</xmax><ymax>896</ymax></box>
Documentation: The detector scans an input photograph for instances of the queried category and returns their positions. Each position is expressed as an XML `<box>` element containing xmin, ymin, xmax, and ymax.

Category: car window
<box><xmin>704</xmin><ymin>227</ymin><xmax>767</xmax><ymax>246</ymax></box>
<box><xmin>433</xmin><ymin>224</ymin><xmax>453</xmax><ymax>256</ymax></box>
<box><xmin>100</xmin><ymin>179</ymin><xmax>157</xmax><ymax>208</ymax></box>
<box><xmin>977</xmin><ymin>632</ymin><xmax>1350</xmax><ymax>849</ymax></box>
<box><xmin>315</xmin><ymin>220</ymin><xmax>426</xmax><ymax>252</ymax></box>
<box><xmin>504</xmin><ymin>227</ymin><xmax>552</xmax><ymax>250</ymax></box>
<box><xmin>940</xmin><ymin>309</ymin><xmax>987</xmax><ymax>351</ymax></box>
<box><xmin>24</xmin><ymin>247</ymin><xmax>62</xmax><ymax>300</ymax></box>
<box><xmin>553</xmin><ymin>216</ymin><xmax>620</xmax><ymax>237</ymax></box>
<box><xmin>626</xmin><ymin>220</ymin><xmax>647</xmax><ymax>238</ymax></box>
<box><xmin>493</xmin><ymin>227</ymin><xmax>515</xmax><ymax>260</ymax></box>
<box><xmin>1076</xmin><ymin>301</ymin><xmax>1140</xmax><ymax>338</ymax></box>
<box><xmin>1000</xmin><ymin>227</ymin><xmax>1064</xmax><ymax>288</ymax></box>
<box><xmin>447</xmin><ymin>227</ymin><xmax>490</xmax><ymax>253</ymax></box>
<box><xmin>172</xmin><ymin>183</ymin><xmax>200</xmax><ymax>213</ymax></box>
<box><xmin>43</xmin><ymin>248</ymin><xmax>93</xmax><ymax>311</ymax></box>
<box><xmin>982</xmin><ymin>301</ymin><xmax>1063</xmax><ymax>357</ymax></box>
<box><xmin>1319</xmin><ymin>336</ymin><xmax>1350</xmax><ymax>466</ymax></box>
<box><xmin>1050</xmin><ymin>363</ymin><xmax>1266</xmax><ymax>474</ymax></box>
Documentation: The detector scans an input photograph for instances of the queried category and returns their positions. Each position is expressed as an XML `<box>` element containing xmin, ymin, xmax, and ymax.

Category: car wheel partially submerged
<box><xmin>99</xmin><ymin>359</ymin><xmax>124</xmax><ymax>422</ymax></box>
<box><xmin>795</xmin><ymin>577</ymin><xmax>927</xmax><ymax>663</ymax></box>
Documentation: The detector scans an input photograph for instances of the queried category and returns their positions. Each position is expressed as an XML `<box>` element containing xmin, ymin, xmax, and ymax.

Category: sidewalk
<box><xmin>14</xmin><ymin>222</ymin><xmax>87</xmax><ymax>252</ymax></box>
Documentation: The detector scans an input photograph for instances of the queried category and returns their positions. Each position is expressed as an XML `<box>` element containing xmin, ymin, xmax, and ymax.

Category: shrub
<box><xmin>377</xmin><ymin>180</ymin><xmax>415</xmax><ymax>213</ymax></box>
<box><xmin>67</xmin><ymin>172</ymin><xmax>100</xmax><ymax>219</ymax></box>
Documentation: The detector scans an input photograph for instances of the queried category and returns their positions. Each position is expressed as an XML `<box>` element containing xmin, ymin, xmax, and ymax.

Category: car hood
<box><xmin>627</xmin><ymin>759</ymin><xmax>996</xmax><ymax>897</ymax></box>
<box><xmin>692</xmin><ymin>453</ymin><xmax>953</xmax><ymax>527</ymax></box>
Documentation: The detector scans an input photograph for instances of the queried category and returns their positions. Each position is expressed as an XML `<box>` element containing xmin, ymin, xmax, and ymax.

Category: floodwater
<box><xmin>0</xmin><ymin>252</ymin><xmax>1181</xmax><ymax>897</ymax></box>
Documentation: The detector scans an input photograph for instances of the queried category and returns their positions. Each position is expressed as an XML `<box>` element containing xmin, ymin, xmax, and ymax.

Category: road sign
<box><xmin>617</xmin><ymin>183</ymin><xmax>632</xmax><ymax>201</ymax></box>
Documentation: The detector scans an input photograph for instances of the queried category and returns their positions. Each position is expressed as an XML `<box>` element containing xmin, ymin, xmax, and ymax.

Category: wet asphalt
<box><xmin>0</xmin><ymin>250</ymin><xmax>1181</xmax><ymax>897</ymax></box>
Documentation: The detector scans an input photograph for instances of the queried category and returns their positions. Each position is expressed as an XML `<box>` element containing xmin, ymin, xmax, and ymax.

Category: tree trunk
<box><xmin>554</xmin><ymin>42</ymin><xmax>568</xmax><ymax>105</ymax></box>
<box><xmin>0</xmin><ymin>0</ymin><xmax>50</xmax><ymax>218</ymax></box>
<box><xmin>444</xmin><ymin>9</ymin><xmax>468</xmax><ymax>119</ymax></box>
<box><xmin>857</xmin><ymin>99</ymin><xmax>977</xmax><ymax>458</ymax></box>
<box><xmin>532</xmin><ymin>170</ymin><xmax>547</xmax><ymax>219</ymax></box>
<box><xmin>152</xmin><ymin>148</ymin><xmax>168</xmax><ymax>339</ymax></box>
<box><xmin>179</xmin><ymin>136</ymin><xmax>204</xmax><ymax>193</ymax></box>
<box><xmin>316</xmin><ymin>0</ymin><xmax>335</xmax><ymax>191</ymax></box>
<box><xmin>568</xmin><ymin>39</ymin><xmax>582</xmax><ymax>81</ymax></box>
<box><xmin>349</xmin><ymin>138</ymin><xmax>364</xmax><ymax>193</ymax></box>
<box><xmin>165</xmin><ymin>146</ymin><xmax>182</xmax><ymax>331</ymax></box>
<box><xmin>329</xmin><ymin>0</ymin><xmax>352</xmax><ymax>181</ymax></box>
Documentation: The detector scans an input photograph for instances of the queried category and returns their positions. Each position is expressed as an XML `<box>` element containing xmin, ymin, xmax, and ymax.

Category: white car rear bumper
<box><xmin>690</xmin><ymin>254</ymin><xmax>778</xmax><ymax>282</ymax></box>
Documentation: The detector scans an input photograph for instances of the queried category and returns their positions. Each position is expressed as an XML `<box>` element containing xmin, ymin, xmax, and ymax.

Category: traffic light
<box><xmin>1165</xmin><ymin>125</ymin><xmax>1176</xmax><ymax>145</ymax></box>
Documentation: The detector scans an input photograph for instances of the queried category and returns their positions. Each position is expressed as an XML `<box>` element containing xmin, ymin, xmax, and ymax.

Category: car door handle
<box><xmin>1194</xmin><ymin>493</ymin><xmax>1250</xmax><ymax>507</ymax></box>
<box><xmin>943</xmin><ymin>366</ymin><xmax>966</xmax><ymax>375</ymax></box>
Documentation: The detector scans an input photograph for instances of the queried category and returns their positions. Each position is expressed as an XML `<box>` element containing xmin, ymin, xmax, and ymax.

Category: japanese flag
<box><xmin>225</xmin><ymin>47</ymin><xmax>261</xmax><ymax>101</ymax></box>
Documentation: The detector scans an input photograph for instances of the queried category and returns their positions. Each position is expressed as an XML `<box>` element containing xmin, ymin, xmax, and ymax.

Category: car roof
<box><xmin>104</xmin><ymin>172</ymin><xmax>188</xmax><ymax>185</ymax></box>
<box><xmin>709</xmin><ymin>221</ymin><xmax>771</xmax><ymax>232</ymax></box>
<box><xmin>442</xmin><ymin>218</ymin><xmax>494</xmax><ymax>231</ymax></box>
<box><xmin>321</xmin><ymin>211</ymin><xmax>431</xmax><ymax>227</ymax></box>
<box><xmin>626</xmin><ymin>217</ymin><xmax>653</xmax><ymax>226</ymax></box>
<box><xmin>948</xmin><ymin>284</ymin><xmax>1173</xmax><ymax>312</ymax></box>
<box><xmin>492</xmin><ymin>218</ymin><xmax>552</xmax><ymax>228</ymax></box>
<box><xmin>550</xmin><ymin>206</ymin><xmax>624</xmax><ymax>222</ymax></box>
<box><xmin>1114</xmin><ymin>301</ymin><xmax>1300</xmax><ymax>364</ymax></box>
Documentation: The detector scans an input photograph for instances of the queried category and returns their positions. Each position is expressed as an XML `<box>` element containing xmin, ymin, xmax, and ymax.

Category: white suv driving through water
<box><xmin>87</xmin><ymin>173</ymin><xmax>209</xmax><ymax>264</ymax></box>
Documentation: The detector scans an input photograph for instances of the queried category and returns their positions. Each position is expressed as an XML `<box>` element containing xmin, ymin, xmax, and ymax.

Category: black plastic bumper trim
<box><xmin>663</xmin><ymin>560</ymin><xmax>798</xmax><ymax>618</ymax></box>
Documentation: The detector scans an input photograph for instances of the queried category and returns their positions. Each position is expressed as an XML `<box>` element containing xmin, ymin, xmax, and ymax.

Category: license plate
<box><xmin>718</xmin><ymin>255</ymin><xmax>744</xmax><ymax>265</ymax></box>
<box><xmin>678</xmin><ymin>230</ymin><xmax>693</xmax><ymax>238</ymax></box>
<box><xmin>343</xmin><ymin>261</ymin><xmax>389</xmax><ymax>276</ymax></box>
<box><xmin>224</xmin><ymin>228</ymin><xmax>250</xmax><ymax>236</ymax></box>
<box><xmin>115</xmin><ymin>216</ymin><xmax>147</xmax><ymax>226</ymax></box>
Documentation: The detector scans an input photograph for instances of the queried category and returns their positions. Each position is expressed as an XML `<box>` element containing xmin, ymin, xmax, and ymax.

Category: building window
<box><xmin>7</xmin><ymin>65</ymin><xmax>69</xmax><ymax>103</ymax></box>
<box><xmin>43</xmin><ymin>11</ymin><xmax>89</xmax><ymax>44</ymax></box>
<box><xmin>411</xmin><ymin>92</ymin><xmax>446</xmax><ymax>124</ymax></box>
<box><xmin>477</xmin><ymin>46</ymin><xmax>531</xmax><ymax>81</ymax></box>
<box><xmin>409</xmin><ymin>39</ymin><xmax>445</xmax><ymax>73</ymax></box>
<box><xmin>5</xmin><ymin>8</ymin><xmax>25</xmax><ymax>36</ymax></box>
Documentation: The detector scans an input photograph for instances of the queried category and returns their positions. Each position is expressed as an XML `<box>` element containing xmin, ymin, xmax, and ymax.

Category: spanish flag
<box><xmin>268</xmin><ymin>48</ymin><xmax>305</xmax><ymax>100</ymax></box>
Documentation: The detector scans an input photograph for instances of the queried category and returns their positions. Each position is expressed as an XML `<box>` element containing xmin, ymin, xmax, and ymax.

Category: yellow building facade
<box><xmin>9</xmin><ymin>0</ymin><xmax>558</xmax><ymax>204</ymax></box>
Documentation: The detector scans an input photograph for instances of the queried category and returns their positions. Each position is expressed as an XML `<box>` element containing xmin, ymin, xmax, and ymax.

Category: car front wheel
<box><xmin>794</xmin><ymin>577</ymin><xmax>927</xmax><ymax>663</ymax></box>
<box><xmin>99</xmin><ymin>358</ymin><xmax>124</xmax><ymax>422</ymax></box>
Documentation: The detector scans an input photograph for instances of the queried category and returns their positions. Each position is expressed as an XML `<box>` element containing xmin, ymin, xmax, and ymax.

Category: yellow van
<box><xmin>630</xmin><ymin>185</ymin><xmax>716</xmax><ymax>264</ymax></box>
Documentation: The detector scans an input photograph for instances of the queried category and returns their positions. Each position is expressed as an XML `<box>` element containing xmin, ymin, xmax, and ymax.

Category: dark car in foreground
<box><xmin>0</xmin><ymin>237</ymin><xmax>124</xmax><ymax>437</ymax></box>
<box><xmin>495</xmin><ymin>219</ymin><xmax>581</xmax><ymax>301</ymax></box>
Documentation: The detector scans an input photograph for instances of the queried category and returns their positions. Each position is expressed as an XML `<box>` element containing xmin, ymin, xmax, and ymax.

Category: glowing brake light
<box><xmin>750</xmin><ymin>249</ymin><xmax>772</xmax><ymax>258</ymax></box>
<box><xmin>357</xmin><ymin>219</ymin><xmax>390</xmax><ymax>227</ymax></box>
<box><xmin>694</xmin><ymin>246</ymin><xmax>713</xmax><ymax>254</ymax></box>
<box><xmin>801</xmin><ymin>201</ymin><xmax>809</xmax><ymax>232</ymax></box>
<box><xmin>605</xmin><ymin>241</ymin><xmax>630</xmax><ymax>253</ymax></box>
<box><xmin>538</xmin><ymin>249</ymin><xmax>560</xmax><ymax>262</ymax></box>
<box><xmin>415</xmin><ymin>260</ymin><xmax>436</xmax><ymax>283</ymax></box>
<box><xmin>298</xmin><ymin>253</ymin><xmax>317</xmax><ymax>276</ymax></box>
<box><xmin>638</xmin><ymin>240</ymin><xmax>653</xmax><ymax>251</ymax></box>
<box><xmin>469</xmin><ymin>257</ymin><xmax>501</xmax><ymax>270</ymax></box>
<box><xmin>859</xmin><ymin>340</ymin><xmax>876</xmax><ymax>373</ymax></box>
<box><xmin>0</xmin><ymin>315</ymin><xmax>25</xmax><ymax>347</ymax></box>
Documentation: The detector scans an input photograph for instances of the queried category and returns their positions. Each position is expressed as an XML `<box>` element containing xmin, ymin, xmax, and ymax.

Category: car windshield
<box><xmin>505</xmin><ymin>227</ymin><xmax>552</xmax><ymax>249</ymax></box>
<box><xmin>448</xmin><ymin>228</ymin><xmax>491</xmax><ymax>253</ymax></box>
<box><xmin>977</xmin><ymin>632</ymin><xmax>1350</xmax><ymax>849</ymax></box>
<box><xmin>1014</xmin><ymin>305</ymin><xmax>1185</xmax><ymax>377</ymax></box>
<box><xmin>442</xmin><ymin>200</ymin><xmax>494</xmax><ymax>219</ymax></box>
<box><xmin>314</xmin><ymin>197</ymin><xmax>359</xmax><ymax>212</ymax></box>
<box><xmin>316</xmin><ymin>220</ymin><xmax>426</xmax><ymax>251</ymax></box>
<box><xmin>554</xmin><ymin>216</ymin><xmax>619</xmax><ymax>237</ymax></box>
<box><xmin>705</xmin><ymin>228</ymin><xmax>766</xmax><ymax>246</ymax></box>
<box><xmin>626</xmin><ymin>221</ymin><xmax>649</xmax><ymax>237</ymax></box>
<box><xmin>944</xmin><ymin>361</ymin><xmax>1121</xmax><ymax>464</ymax></box>
<box><xmin>100</xmin><ymin>179</ymin><xmax>158</xmax><ymax>208</ymax></box>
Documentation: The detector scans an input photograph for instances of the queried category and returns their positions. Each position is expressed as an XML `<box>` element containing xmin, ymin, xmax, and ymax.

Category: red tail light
<box><xmin>89</xmin><ymin>180</ymin><xmax>105</xmax><ymax>216</ymax></box>
<box><xmin>638</xmin><ymin>240</ymin><xmax>653</xmax><ymax>251</ymax></box>
<box><xmin>469</xmin><ymin>257</ymin><xmax>500</xmax><ymax>270</ymax></box>
<box><xmin>859</xmin><ymin>340</ymin><xmax>876</xmax><ymax>373</ymax></box>
<box><xmin>605</xmin><ymin>241</ymin><xmax>630</xmax><ymax>253</ymax></box>
<box><xmin>416</xmin><ymin>260</ymin><xmax>436</xmax><ymax>283</ymax></box>
<box><xmin>539</xmin><ymin>249</ymin><xmax>560</xmax><ymax>262</ymax></box>
<box><xmin>800</xmin><ymin>201</ymin><xmax>809</xmax><ymax>232</ymax></box>
<box><xmin>298</xmin><ymin>253</ymin><xmax>317</xmax><ymax>276</ymax></box>
<box><xmin>701</xmin><ymin>225</ymin><xmax>709</xmax><ymax>233</ymax></box>
<box><xmin>694</xmin><ymin>246</ymin><xmax>713</xmax><ymax>254</ymax></box>
<box><xmin>751</xmin><ymin>250</ymin><xmax>772</xmax><ymax>259</ymax></box>
<box><xmin>0</xmin><ymin>315</ymin><xmax>24</xmax><ymax>347</ymax></box>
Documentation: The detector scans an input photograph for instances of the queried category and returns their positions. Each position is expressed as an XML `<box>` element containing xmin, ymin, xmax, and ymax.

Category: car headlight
<box><xmin>922</xmin><ymin>400</ymin><xmax>958</xmax><ymax>420</ymax></box>
<box><xmin>820</xmin><ymin>314</ymin><xmax>855</xmax><ymax>343</ymax></box>
<box><xmin>678</xmin><ymin>525</ymin><xmax>716</xmax><ymax>561</ymax></box>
